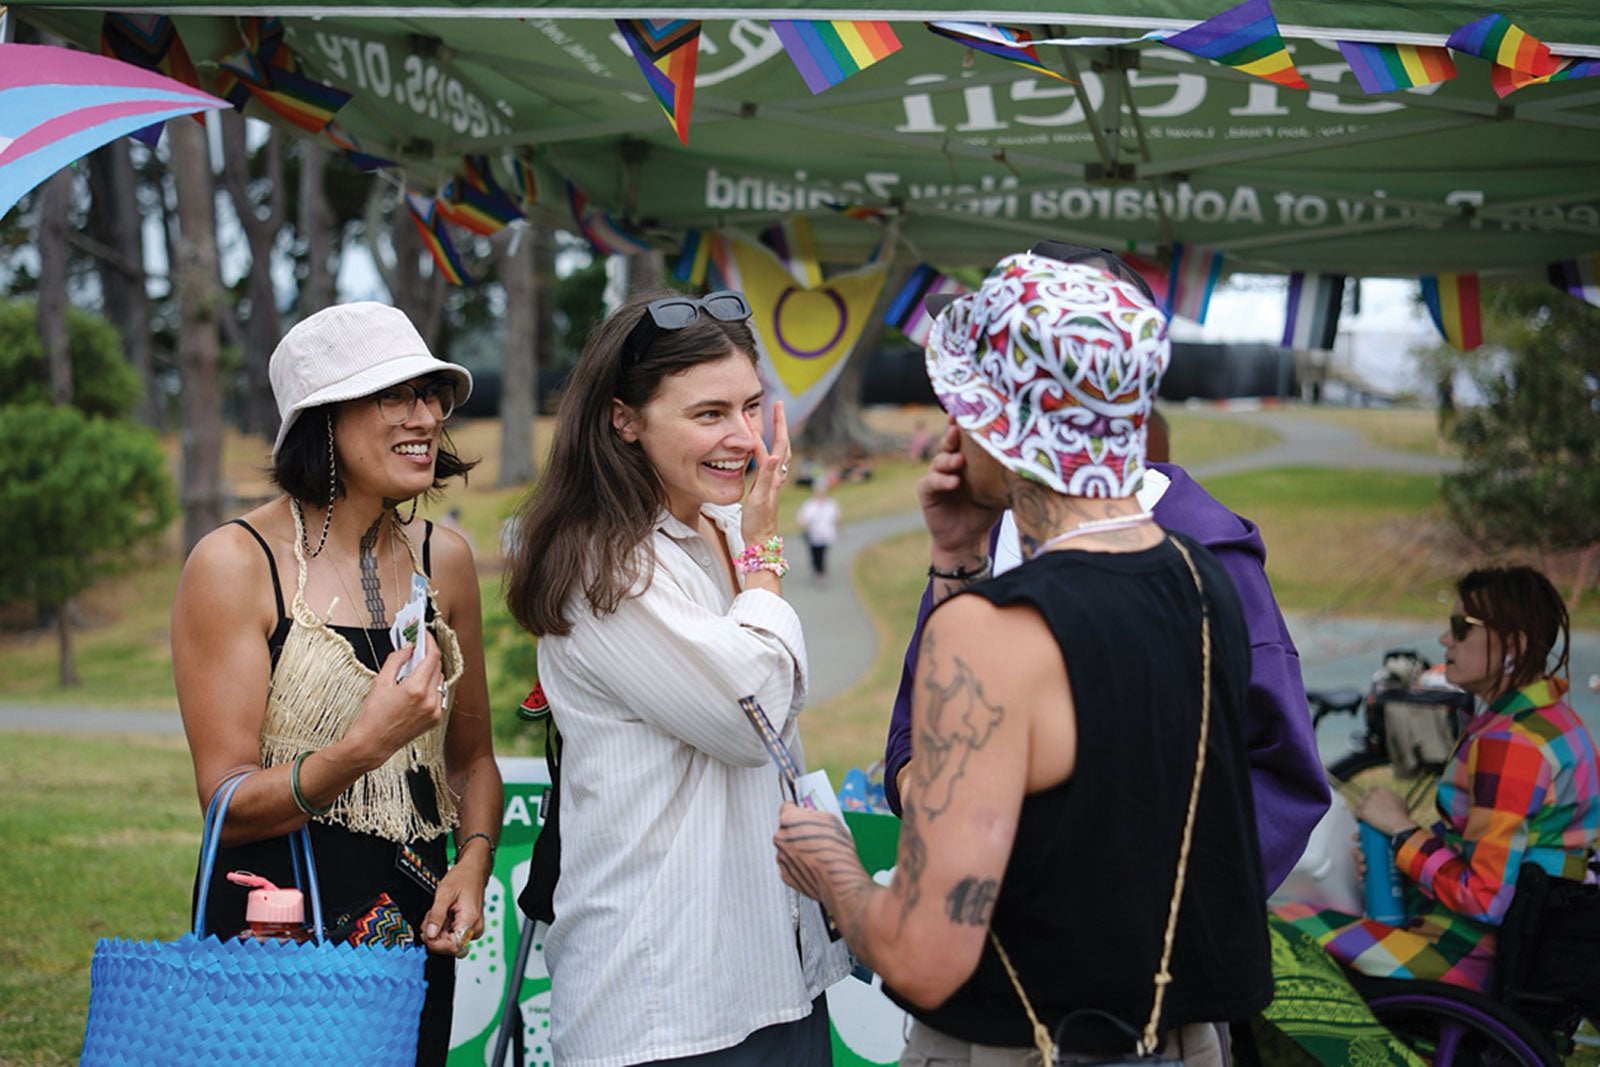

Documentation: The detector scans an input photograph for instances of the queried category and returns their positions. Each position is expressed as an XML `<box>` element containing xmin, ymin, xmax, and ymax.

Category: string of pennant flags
<box><xmin>74</xmin><ymin>7</ymin><xmax>1600</xmax><ymax>326</ymax></box>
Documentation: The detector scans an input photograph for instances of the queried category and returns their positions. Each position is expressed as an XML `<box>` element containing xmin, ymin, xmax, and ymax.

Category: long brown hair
<box><xmin>1457</xmin><ymin>565</ymin><xmax>1570</xmax><ymax>696</ymax></box>
<box><xmin>506</xmin><ymin>290</ymin><xmax>759</xmax><ymax>636</ymax></box>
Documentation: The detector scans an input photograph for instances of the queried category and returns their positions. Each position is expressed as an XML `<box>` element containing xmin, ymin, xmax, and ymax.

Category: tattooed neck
<box><xmin>357</xmin><ymin>517</ymin><xmax>387</xmax><ymax>626</ymax></box>
<box><xmin>1010</xmin><ymin>481</ymin><xmax>1149</xmax><ymax>555</ymax></box>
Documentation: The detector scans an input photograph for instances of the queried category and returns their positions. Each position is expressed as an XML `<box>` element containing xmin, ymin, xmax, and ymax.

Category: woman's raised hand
<box><xmin>345</xmin><ymin>637</ymin><xmax>446</xmax><ymax>771</ymax></box>
<box><xmin>741</xmin><ymin>400</ymin><xmax>790</xmax><ymax>547</ymax></box>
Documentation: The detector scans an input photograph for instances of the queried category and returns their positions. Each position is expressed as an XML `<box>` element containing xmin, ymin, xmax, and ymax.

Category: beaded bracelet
<box><xmin>736</xmin><ymin>535</ymin><xmax>789</xmax><ymax>578</ymax></box>
<box><xmin>456</xmin><ymin>831</ymin><xmax>497</xmax><ymax>867</ymax></box>
<box><xmin>291</xmin><ymin>750</ymin><xmax>333</xmax><ymax>817</ymax></box>
<box><xmin>928</xmin><ymin>557</ymin><xmax>993</xmax><ymax>582</ymax></box>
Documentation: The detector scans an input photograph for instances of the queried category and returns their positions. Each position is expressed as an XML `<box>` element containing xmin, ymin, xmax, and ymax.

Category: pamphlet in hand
<box><xmin>389</xmin><ymin>574</ymin><xmax>430</xmax><ymax>681</ymax></box>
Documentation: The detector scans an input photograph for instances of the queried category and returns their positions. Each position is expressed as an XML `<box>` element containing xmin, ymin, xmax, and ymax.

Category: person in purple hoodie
<box><xmin>882</xmin><ymin>243</ymin><xmax>1329</xmax><ymax>893</ymax></box>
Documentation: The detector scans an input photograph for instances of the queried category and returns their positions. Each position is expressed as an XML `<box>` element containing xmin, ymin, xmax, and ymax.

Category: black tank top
<box><xmin>893</xmin><ymin>534</ymin><xmax>1272</xmax><ymax>1052</ymax></box>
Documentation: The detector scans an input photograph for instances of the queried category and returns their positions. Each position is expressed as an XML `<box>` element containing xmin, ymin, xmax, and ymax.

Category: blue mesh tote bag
<box><xmin>81</xmin><ymin>772</ymin><xmax>428</xmax><ymax>1066</ymax></box>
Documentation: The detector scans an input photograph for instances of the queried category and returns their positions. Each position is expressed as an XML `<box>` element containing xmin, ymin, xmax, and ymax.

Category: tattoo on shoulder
<box><xmin>912</xmin><ymin>631</ymin><xmax>1005</xmax><ymax>820</ymax></box>
<box><xmin>945</xmin><ymin>877</ymin><xmax>999</xmax><ymax>926</ymax></box>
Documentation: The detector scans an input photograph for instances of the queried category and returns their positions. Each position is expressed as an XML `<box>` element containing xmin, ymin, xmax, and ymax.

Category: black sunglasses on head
<box><xmin>621</xmin><ymin>291</ymin><xmax>752</xmax><ymax>367</ymax></box>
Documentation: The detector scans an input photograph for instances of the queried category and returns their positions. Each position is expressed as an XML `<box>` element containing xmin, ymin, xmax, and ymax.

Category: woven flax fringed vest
<box><xmin>258</xmin><ymin>501</ymin><xmax>465</xmax><ymax>842</ymax></box>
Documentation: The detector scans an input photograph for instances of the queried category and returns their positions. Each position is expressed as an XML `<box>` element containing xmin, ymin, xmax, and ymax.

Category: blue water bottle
<box><xmin>1359</xmin><ymin>821</ymin><xmax>1406</xmax><ymax>924</ymax></box>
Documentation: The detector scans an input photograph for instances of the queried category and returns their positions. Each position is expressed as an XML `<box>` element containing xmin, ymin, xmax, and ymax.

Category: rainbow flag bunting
<box><xmin>925</xmin><ymin>23</ymin><xmax>1068</xmax><ymax>82</ymax></box>
<box><xmin>1548</xmin><ymin>253</ymin><xmax>1600</xmax><ymax>309</ymax></box>
<box><xmin>1281</xmin><ymin>272</ymin><xmax>1346</xmax><ymax>349</ymax></box>
<box><xmin>1446</xmin><ymin>14</ymin><xmax>1559</xmax><ymax>78</ymax></box>
<box><xmin>1490</xmin><ymin>55</ymin><xmax>1600</xmax><ymax>96</ymax></box>
<box><xmin>615</xmin><ymin>19</ymin><xmax>699</xmax><ymax>145</ymax></box>
<box><xmin>1164</xmin><ymin>243</ymin><xmax>1224</xmax><ymax>324</ymax></box>
<box><xmin>100</xmin><ymin>14</ymin><xmax>202</xmax><ymax>145</ymax></box>
<box><xmin>1420</xmin><ymin>273</ymin><xmax>1483</xmax><ymax>351</ymax></box>
<box><xmin>1161</xmin><ymin>0</ymin><xmax>1307</xmax><ymax>90</ymax></box>
<box><xmin>436</xmin><ymin>155</ymin><xmax>523</xmax><ymax>236</ymax></box>
<box><xmin>884</xmin><ymin>263</ymin><xmax>968</xmax><ymax>347</ymax></box>
<box><xmin>323</xmin><ymin>122</ymin><xmax>395</xmax><ymax>172</ymax></box>
<box><xmin>672</xmin><ymin>228</ymin><xmax>714</xmax><ymax>286</ymax></box>
<box><xmin>405</xmin><ymin>192</ymin><xmax>472</xmax><ymax>287</ymax></box>
<box><xmin>771</xmin><ymin>20</ymin><xmax>901</xmax><ymax>94</ymax></box>
<box><xmin>1336</xmin><ymin>41</ymin><xmax>1456</xmax><ymax>93</ymax></box>
<box><xmin>758</xmin><ymin>217</ymin><xmax>824</xmax><ymax>289</ymax></box>
<box><xmin>510</xmin><ymin>156</ymin><xmax>538</xmax><ymax>207</ymax></box>
<box><xmin>565</xmin><ymin>180</ymin><xmax>650</xmax><ymax>257</ymax></box>
<box><xmin>217</xmin><ymin>17</ymin><xmax>351</xmax><ymax>134</ymax></box>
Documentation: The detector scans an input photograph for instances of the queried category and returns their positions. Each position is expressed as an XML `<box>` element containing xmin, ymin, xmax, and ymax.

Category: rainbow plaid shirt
<box><xmin>1280</xmin><ymin>677</ymin><xmax>1598</xmax><ymax>990</ymax></box>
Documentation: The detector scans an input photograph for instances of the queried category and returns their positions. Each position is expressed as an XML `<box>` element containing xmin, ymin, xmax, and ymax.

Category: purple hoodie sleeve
<box><xmin>1151</xmin><ymin>464</ymin><xmax>1329</xmax><ymax>892</ymax></box>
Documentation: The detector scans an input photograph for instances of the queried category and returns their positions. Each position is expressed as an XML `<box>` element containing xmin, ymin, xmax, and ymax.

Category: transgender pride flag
<box><xmin>1164</xmin><ymin>243</ymin><xmax>1224</xmax><ymax>324</ymax></box>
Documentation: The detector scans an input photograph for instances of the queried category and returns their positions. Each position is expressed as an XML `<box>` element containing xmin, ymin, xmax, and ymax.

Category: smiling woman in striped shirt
<box><xmin>505</xmin><ymin>290</ymin><xmax>849</xmax><ymax>1067</ymax></box>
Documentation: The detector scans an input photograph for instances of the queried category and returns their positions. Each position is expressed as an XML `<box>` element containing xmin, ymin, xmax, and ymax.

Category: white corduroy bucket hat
<box><xmin>269</xmin><ymin>302</ymin><xmax>473</xmax><ymax>460</ymax></box>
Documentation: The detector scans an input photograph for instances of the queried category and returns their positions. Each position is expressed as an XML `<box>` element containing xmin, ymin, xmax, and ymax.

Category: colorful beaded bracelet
<box><xmin>736</xmin><ymin>535</ymin><xmax>789</xmax><ymax>578</ymax></box>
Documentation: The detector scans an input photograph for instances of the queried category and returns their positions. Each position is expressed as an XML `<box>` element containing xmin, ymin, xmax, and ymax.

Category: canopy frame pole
<box><xmin>1048</xmin><ymin>40</ymin><xmax>1118</xmax><ymax>176</ymax></box>
<box><xmin>0</xmin><ymin>8</ymin><xmax>13</xmax><ymax>43</ymax></box>
<box><xmin>1112</xmin><ymin>57</ymin><xmax>1175</xmax><ymax>250</ymax></box>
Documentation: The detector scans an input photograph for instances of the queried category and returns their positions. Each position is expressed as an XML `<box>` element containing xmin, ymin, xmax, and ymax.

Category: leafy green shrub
<box><xmin>0</xmin><ymin>300</ymin><xmax>142</xmax><ymax>418</ymax></box>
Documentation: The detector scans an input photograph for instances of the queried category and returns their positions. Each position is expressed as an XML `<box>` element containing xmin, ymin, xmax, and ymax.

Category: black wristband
<box><xmin>1391</xmin><ymin>827</ymin><xmax>1416</xmax><ymax>853</ymax></box>
<box><xmin>928</xmin><ymin>557</ymin><xmax>992</xmax><ymax>582</ymax></box>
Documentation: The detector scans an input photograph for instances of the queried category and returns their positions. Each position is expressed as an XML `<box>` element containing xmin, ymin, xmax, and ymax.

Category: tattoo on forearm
<box><xmin>358</xmin><ymin>517</ymin><xmax>387</xmax><ymax>626</ymax></box>
<box><xmin>931</xmin><ymin>554</ymin><xmax>991</xmax><ymax>608</ymax></box>
<box><xmin>945</xmin><ymin>877</ymin><xmax>999</xmax><ymax>926</ymax></box>
<box><xmin>777</xmin><ymin>819</ymin><xmax>875</xmax><ymax>951</ymax></box>
<box><xmin>892</xmin><ymin>800</ymin><xmax>928</xmax><ymax>930</ymax></box>
<box><xmin>912</xmin><ymin>632</ymin><xmax>1004</xmax><ymax>819</ymax></box>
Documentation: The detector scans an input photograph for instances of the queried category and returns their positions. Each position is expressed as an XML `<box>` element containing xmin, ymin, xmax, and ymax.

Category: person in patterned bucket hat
<box><xmin>923</xmin><ymin>250</ymin><xmax>1171</xmax><ymax>500</ymax></box>
<box><xmin>774</xmin><ymin>253</ymin><xmax>1274</xmax><ymax>1064</ymax></box>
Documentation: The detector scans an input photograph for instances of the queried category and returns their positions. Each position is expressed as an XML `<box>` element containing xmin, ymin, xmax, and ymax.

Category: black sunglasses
<box><xmin>1449</xmin><ymin>613</ymin><xmax>1486</xmax><ymax>641</ymax></box>
<box><xmin>621</xmin><ymin>291</ymin><xmax>753</xmax><ymax>368</ymax></box>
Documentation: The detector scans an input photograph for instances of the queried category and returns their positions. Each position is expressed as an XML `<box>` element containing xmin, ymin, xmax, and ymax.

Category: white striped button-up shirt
<box><xmin>539</xmin><ymin>504</ymin><xmax>849</xmax><ymax>1067</ymax></box>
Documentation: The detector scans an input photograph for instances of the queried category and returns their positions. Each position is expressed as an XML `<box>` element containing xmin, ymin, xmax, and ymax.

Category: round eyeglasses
<box><xmin>375</xmin><ymin>379</ymin><xmax>457</xmax><ymax>424</ymax></box>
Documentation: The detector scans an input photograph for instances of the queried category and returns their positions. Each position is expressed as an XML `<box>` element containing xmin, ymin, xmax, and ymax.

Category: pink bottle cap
<box><xmin>227</xmin><ymin>870</ymin><xmax>306</xmax><ymax>925</ymax></box>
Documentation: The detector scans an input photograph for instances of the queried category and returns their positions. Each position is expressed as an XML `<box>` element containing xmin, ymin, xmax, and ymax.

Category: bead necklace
<box><xmin>1026</xmin><ymin>510</ymin><xmax>1154</xmax><ymax>560</ymax></box>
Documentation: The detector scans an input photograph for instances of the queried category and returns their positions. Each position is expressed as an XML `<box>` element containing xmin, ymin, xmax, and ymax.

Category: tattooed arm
<box><xmin>777</xmin><ymin>594</ymin><xmax>1072</xmax><ymax>1009</ymax></box>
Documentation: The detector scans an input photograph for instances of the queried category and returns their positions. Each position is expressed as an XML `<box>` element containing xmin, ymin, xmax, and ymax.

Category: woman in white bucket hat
<box><xmin>170</xmin><ymin>302</ymin><xmax>503</xmax><ymax>1064</ymax></box>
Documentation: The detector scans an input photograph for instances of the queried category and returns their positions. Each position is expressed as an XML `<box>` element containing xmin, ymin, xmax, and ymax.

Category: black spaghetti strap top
<box><xmin>228</xmin><ymin>518</ymin><xmax>435</xmax><ymax>671</ymax></box>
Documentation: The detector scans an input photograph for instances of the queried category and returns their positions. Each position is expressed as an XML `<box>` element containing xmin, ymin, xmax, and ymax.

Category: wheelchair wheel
<box><xmin>1361</xmin><ymin>979</ymin><xmax>1562</xmax><ymax>1066</ymax></box>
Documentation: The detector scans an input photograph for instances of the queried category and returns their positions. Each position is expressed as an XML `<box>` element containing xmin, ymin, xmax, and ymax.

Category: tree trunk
<box><xmin>1571</xmin><ymin>542</ymin><xmax>1599</xmax><ymax>613</ymax></box>
<box><xmin>298</xmin><ymin>140</ymin><xmax>337</xmax><ymax>314</ymax></box>
<box><xmin>219</xmin><ymin>113</ymin><xmax>285</xmax><ymax>441</ymax></box>
<box><xmin>795</xmin><ymin>259</ymin><xmax>913</xmax><ymax>459</ymax></box>
<box><xmin>170</xmin><ymin>118</ymin><xmax>226</xmax><ymax>555</ymax></box>
<box><xmin>37</xmin><ymin>168</ymin><xmax>73</xmax><ymax>407</ymax></box>
<box><xmin>56</xmin><ymin>601</ymin><xmax>79</xmax><ymax>687</ymax></box>
<box><xmin>533</xmin><ymin>221</ymin><xmax>557</xmax><ymax>371</ymax></box>
<box><xmin>87</xmin><ymin>142</ymin><xmax>159</xmax><ymax>427</ymax></box>
<box><xmin>498</xmin><ymin>228</ymin><xmax>537</xmax><ymax>487</ymax></box>
<box><xmin>624</xmin><ymin>249</ymin><xmax>664</xmax><ymax>295</ymax></box>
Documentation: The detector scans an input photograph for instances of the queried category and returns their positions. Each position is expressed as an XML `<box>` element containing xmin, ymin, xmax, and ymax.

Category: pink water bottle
<box><xmin>227</xmin><ymin>871</ymin><xmax>311</xmax><ymax>944</ymax></box>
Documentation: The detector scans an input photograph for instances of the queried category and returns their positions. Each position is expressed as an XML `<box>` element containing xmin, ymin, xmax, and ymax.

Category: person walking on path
<box><xmin>795</xmin><ymin>475</ymin><xmax>841</xmax><ymax>588</ymax></box>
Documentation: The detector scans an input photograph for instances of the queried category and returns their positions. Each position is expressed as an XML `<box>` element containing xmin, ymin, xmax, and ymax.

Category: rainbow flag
<box><xmin>1281</xmin><ymin>272</ymin><xmax>1346</xmax><ymax>349</ymax></box>
<box><xmin>1491</xmin><ymin>55</ymin><xmax>1600</xmax><ymax>96</ymax></box>
<box><xmin>565</xmin><ymin>180</ymin><xmax>651</xmax><ymax>257</ymax></box>
<box><xmin>1161</xmin><ymin>0</ymin><xmax>1307</xmax><ymax>90</ymax></box>
<box><xmin>884</xmin><ymin>263</ymin><xmax>968</xmax><ymax>346</ymax></box>
<box><xmin>1548</xmin><ymin>253</ymin><xmax>1600</xmax><ymax>309</ymax></box>
<box><xmin>436</xmin><ymin>155</ymin><xmax>523</xmax><ymax>235</ymax></box>
<box><xmin>1164</xmin><ymin>243</ymin><xmax>1224</xmax><ymax>324</ymax></box>
<box><xmin>1447</xmin><ymin>14</ymin><xmax>1559</xmax><ymax>78</ymax></box>
<box><xmin>405</xmin><ymin>192</ymin><xmax>472</xmax><ymax>287</ymax></box>
<box><xmin>510</xmin><ymin>156</ymin><xmax>538</xmax><ymax>207</ymax></box>
<box><xmin>217</xmin><ymin>18</ymin><xmax>350</xmax><ymax>134</ymax></box>
<box><xmin>758</xmin><ymin>217</ymin><xmax>823</xmax><ymax>288</ymax></box>
<box><xmin>1336</xmin><ymin>41</ymin><xmax>1456</xmax><ymax>93</ymax></box>
<box><xmin>771</xmin><ymin>20</ymin><xmax>901</xmax><ymax>94</ymax></box>
<box><xmin>672</xmin><ymin>228</ymin><xmax>713</xmax><ymax>286</ymax></box>
<box><xmin>323</xmin><ymin>121</ymin><xmax>395</xmax><ymax>172</ymax></box>
<box><xmin>615</xmin><ymin>19</ymin><xmax>699</xmax><ymax>145</ymax></box>
<box><xmin>100</xmin><ymin>14</ymin><xmax>202</xmax><ymax>145</ymax></box>
<box><xmin>1420</xmin><ymin>273</ymin><xmax>1482</xmax><ymax>351</ymax></box>
<box><xmin>925</xmin><ymin>23</ymin><xmax>1068</xmax><ymax>82</ymax></box>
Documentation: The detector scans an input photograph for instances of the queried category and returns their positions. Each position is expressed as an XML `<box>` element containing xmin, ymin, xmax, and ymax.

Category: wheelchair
<box><xmin>1348</xmin><ymin>862</ymin><xmax>1600</xmax><ymax>1066</ymax></box>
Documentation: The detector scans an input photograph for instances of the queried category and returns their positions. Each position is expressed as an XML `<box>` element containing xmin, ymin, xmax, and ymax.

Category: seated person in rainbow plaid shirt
<box><xmin>1277</xmin><ymin>565</ymin><xmax>1600</xmax><ymax>992</ymax></box>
